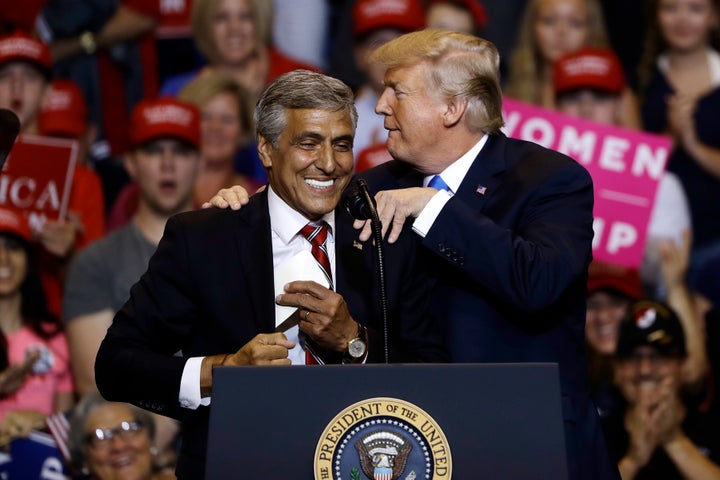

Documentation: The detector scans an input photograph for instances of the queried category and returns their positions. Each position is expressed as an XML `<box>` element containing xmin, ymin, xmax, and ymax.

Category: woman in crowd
<box><xmin>0</xmin><ymin>207</ymin><xmax>73</xmax><ymax>445</ymax></box>
<box><xmin>68</xmin><ymin>392</ymin><xmax>174</xmax><ymax>480</ymax></box>
<box><xmin>639</xmin><ymin>0</ymin><xmax>720</xmax><ymax>293</ymax></box>
<box><xmin>178</xmin><ymin>72</ymin><xmax>261</xmax><ymax>206</ymax></box>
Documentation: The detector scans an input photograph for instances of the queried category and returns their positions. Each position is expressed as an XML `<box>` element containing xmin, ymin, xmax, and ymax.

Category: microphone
<box><xmin>343</xmin><ymin>178</ymin><xmax>389</xmax><ymax>363</ymax></box>
<box><xmin>344</xmin><ymin>179</ymin><xmax>375</xmax><ymax>220</ymax></box>
<box><xmin>0</xmin><ymin>109</ymin><xmax>21</xmax><ymax>171</ymax></box>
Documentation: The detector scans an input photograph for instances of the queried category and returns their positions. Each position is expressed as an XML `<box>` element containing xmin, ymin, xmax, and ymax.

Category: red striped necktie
<box><xmin>299</xmin><ymin>221</ymin><xmax>333</xmax><ymax>364</ymax></box>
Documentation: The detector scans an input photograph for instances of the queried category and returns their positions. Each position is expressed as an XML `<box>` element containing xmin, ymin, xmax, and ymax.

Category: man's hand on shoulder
<box><xmin>202</xmin><ymin>185</ymin><xmax>264</xmax><ymax>210</ymax></box>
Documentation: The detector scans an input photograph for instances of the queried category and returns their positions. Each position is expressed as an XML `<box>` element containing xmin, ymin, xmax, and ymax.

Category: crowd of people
<box><xmin>0</xmin><ymin>0</ymin><xmax>719</xmax><ymax>479</ymax></box>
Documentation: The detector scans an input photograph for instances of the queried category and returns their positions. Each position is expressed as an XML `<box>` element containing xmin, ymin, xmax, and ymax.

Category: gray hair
<box><xmin>67</xmin><ymin>392</ymin><xmax>156</xmax><ymax>473</ymax></box>
<box><xmin>254</xmin><ymin>69</ymin><xmax>358</xmax><ymax>147</ymax></box>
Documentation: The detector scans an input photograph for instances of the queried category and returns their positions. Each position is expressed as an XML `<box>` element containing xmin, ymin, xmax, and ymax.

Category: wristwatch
<box><xmin>345</xmin><ymin>323</ymin><xmax>368</xmax><ymax>362</ymax></box>
<box><xmin>79</xmin><ymin>31</ymin><xmax>97</xmax><ymax>55</ymax></box>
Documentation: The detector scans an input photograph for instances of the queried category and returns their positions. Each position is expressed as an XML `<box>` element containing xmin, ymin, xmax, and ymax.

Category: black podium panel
<box><xmin>206</xmin><ymin>363</ymin><xmax>567</xmax><ymax>479</ymax></box>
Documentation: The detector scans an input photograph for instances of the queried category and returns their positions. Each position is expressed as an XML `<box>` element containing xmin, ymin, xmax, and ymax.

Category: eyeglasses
<box><xmin>84</xmin><ymin>420</ymin><xmax>145</xmax><ymax>449</ymax></box>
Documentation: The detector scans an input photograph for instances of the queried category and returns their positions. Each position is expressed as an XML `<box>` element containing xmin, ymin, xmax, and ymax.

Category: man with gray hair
<box><xmin>94</xmin><ymin>70</ymin><xmax>445</xmax><ymax>479</ymax></box>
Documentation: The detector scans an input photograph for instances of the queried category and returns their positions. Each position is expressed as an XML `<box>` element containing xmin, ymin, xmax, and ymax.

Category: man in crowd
<box><xmin>95</xmin><ymin>70</ymin><xmax>445</xmax><ymax>478</ymax></box>
<box><xmin>605</xmin><ymin>300</ymin><xmax>720</xmax><ymax>479</ymax></box>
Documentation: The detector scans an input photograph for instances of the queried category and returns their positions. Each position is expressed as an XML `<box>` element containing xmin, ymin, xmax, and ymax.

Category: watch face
<box><xmin>348</xmin><ymin>339</ymin><xmax>366</xmax><ymax>358</ymax></box>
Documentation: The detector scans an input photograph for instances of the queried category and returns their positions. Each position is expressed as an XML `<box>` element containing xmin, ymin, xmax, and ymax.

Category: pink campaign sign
<box><xmin>502</xmin><ymin>97</ymin><xmax>672</xmax><ymax>268</ymax></box>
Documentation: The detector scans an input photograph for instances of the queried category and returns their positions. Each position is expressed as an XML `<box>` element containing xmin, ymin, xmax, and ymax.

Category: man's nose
<box><xmin>375</xmin><ymin>88</ymin><xmax>391</xmax><ymax>115</ymax></box>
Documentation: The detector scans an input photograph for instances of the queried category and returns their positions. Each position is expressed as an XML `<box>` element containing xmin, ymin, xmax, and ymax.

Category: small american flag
<box><xmin>46</xmin><ymin>411</ymin><xmax>71</xmax><ymax>462</ymax></box>
<box><xmin>476</xmin><ymin>184</ymin><xmax>487</xmax><ymax>195</ymax></box>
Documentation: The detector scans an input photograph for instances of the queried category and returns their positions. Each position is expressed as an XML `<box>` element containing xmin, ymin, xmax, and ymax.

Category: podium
<box><xmin>206</xmin><ymin>363</ymin><xmax>568</xmax><ymax>479</ymax></box>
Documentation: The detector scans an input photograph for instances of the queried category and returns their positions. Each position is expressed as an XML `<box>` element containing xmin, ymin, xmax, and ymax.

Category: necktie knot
<box><xmin>428</xmin><ymin>175</ymin><xmax>451</xmax><ymax>192</ymax></box>
<box><xmin>300</xmin><ymin>222</ymin><xmax>329</xmax><ymax>249</ymax></box>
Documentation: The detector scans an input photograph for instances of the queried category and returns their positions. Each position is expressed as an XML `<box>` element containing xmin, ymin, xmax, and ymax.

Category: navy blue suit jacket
<box><xmin>360</xmin><ymin>133</ymin><xmax>619</xmax><ymax>480</ymax></box>
<box><xmin>95</xmin><ymin>190</ymin><xmax>446</xmax><ymax>478</ymax></box>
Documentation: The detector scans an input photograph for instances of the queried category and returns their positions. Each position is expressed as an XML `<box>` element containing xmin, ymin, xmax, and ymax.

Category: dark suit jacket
<box><xmin>95</xmin><ymin>189</ymin><xmax>446</xmax><ymax>479</ymax></box>
<box><xmin>360</xmin><ymin>133</ymin><xmax>619</xmax><ymax>480</ymax></box>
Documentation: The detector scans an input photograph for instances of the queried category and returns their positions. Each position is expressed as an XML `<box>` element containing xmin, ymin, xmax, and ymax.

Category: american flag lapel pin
<box><xmin>476</xmin><ymin>184</ymin><xmax>487</xmax><ymax>195</ymax></box>
<box><xmin>353</xmin><ymin>240</ymin><xmax>363</xmax><ymax>251</ymax></box>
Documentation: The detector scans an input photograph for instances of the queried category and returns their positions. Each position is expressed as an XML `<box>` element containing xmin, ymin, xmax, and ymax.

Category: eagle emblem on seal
<box><xmin>354</xmin><ymin>431</ymin><xmax>412</xmax><ymax>480</ymax></box>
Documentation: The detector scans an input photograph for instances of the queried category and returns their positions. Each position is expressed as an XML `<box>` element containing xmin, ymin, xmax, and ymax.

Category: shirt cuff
<box><xmin>179</xmin><ymin>356</ymin><xmax>211</xmax><ymax>409</ymax></box>
<box><xmin>412</xmin><ymin>190</ymin><xmax>453</xmax><ymax>237</ymax></box>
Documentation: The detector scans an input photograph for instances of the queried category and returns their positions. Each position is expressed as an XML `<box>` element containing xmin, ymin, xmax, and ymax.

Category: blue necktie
<box><xmin>428</xmin><ymin>175</ymin><xmax>451</xmax><ymax>193</ymax></box>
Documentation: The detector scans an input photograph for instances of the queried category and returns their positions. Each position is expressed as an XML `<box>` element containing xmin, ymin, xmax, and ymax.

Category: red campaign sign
<box><xmin>0</xmin><ymin>134</ymin><xmax>78</xmax><ymax>232</ymax></box>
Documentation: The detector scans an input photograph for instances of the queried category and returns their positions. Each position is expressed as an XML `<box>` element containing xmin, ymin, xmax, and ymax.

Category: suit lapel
<box><xmin>232</xmin><ymin>190</ymin><xmax>276</xmax><ymax>333</ymax></box>
<box><xmin>455</xmin><ymin>133</ymin><xmax>508</xmax><ymax>210</ymax></box>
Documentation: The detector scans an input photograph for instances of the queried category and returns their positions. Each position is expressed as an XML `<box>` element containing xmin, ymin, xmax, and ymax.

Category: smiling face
<box><xmin>375</xmin><ymin>62</ymin><xmax>449</xmax><ymax>174</ymax></box>
<box><xmin>534</xmin><ymin>0</ymin><xmax>589</xmax><ymax>63</ymax></box>
<box><xmin>83</xmin><ymin>403</ymin><xmax>153</xmax><ymax>480</ymax></box>
<box><xmin>658</xmin><ymin>0</ymin><xmax>718</xmax><ymax>52</ymax></box>
<box><xmin>0</xmin><ymin>234</ymin><xmax>27</xmax><ymax>298</ymax></box>
<box><xmin>614</xmin><ymin>345</ymin><xmax>683</xmax><ymax>406</ymax></box>
<box><xmin>258</xmin><ymin>108</ymin><xmax>354</xmax><ymax>221</ymax></box>
<box><xmin>586</xmin><ymin>290</ymin><xmax>633</xmax><ymax>355</ymax></box>
<box><xmin>211</xmin><ymin>0</ymin><xmax>257</xmax><ymax>66</ymax></box>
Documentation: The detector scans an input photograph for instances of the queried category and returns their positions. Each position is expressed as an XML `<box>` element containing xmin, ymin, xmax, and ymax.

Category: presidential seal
<box><xmin>314</xmin><ymin>397</ymin><xmax>452</xmax><ymax>480</ymax></box>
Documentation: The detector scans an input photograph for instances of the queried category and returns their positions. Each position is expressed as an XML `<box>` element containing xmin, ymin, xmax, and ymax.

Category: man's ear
<box><xmin>442</xmin><ymin>97</ymin><xmax>467</xmax><ymax>128</ymax></box>
<box><xmin>257</xmin><ymin>135</ymin><xmax>274</xmax><ymax>169</ymax></box>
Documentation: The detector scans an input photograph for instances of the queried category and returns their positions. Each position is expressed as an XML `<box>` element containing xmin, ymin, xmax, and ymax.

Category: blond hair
<box><xmin>505</xmin><ymin>0</ymin><xmax>609</xmax><ymax>104</ymax></box>
<box><xmin>371</xmin><ymin>29</ymin><xmax>504</xmax><ymax>134</ymax></box>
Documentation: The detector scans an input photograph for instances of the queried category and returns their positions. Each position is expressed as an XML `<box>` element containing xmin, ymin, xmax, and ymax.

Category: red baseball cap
<box><xmin>0</xmin><ymin>31</ymin><xmax>52</xmax><ymax>78</ymax></box>
<box><xmin>427</xmin><ymin>0</ymin><xmax>487</xmax><ymax>29</ymax></box>
<box><xmin>0</xmin><ymin>207</ymin><xmax>32</xmax><ymax>243</ymax></box>
<box><xmin>38</xmin><ymin>79</ymin><xmax>88</xmax><ymax>139</ymax></box>
<box><xmin>554</xmin><ymin>48</ymin><xmax>626</xmax><ymax>95</ymax></box>
<box><xmin>353</xmin><ymin>0</ymin><xmax>426</xmax><ymax>38</ymax></box>
<box><xmin>128</xmin><ymin>97</ymin><xmax>200</xmax><ymax>149</ymax></box>
<box><xmin>587</xmin><ymin>261</ymin><xmax>643</xmax><ymax>300</ymax></box>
